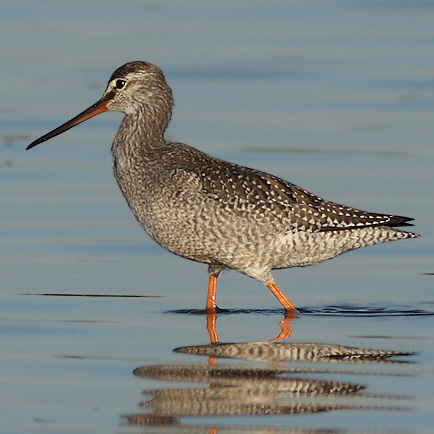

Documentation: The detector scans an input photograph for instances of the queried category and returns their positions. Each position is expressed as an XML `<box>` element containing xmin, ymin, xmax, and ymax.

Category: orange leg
<box><xmin>206</xmin><ymin>312</ymin><xmax>219</xmax><ymax>344</ymax></box>
<box><xmin>270</xmin><ymin>311</ymin><xmax>295</xmax><ymax>341</ymax></box>
<box><xmin>266</xmin><ymin>283</ymin><xmax>297</xmax><ymax>311</ymax></box>
<box><xmin>206</xmin><ymin>274</ymin><xmax>218</xmax><ymax>313</ymax></box>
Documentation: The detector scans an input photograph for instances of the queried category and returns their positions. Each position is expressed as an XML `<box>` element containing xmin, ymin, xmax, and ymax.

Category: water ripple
<box><xmin>169</xmin><ymin>305</ymin><xmax>434</xmax><ymax>317</ymax></box>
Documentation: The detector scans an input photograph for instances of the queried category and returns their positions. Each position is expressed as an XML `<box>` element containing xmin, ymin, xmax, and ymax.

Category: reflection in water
<box><xmin>123</xmin><ymin>313</ymin><xmax>414</xmax><ymax>431</ymax></box>
<box><xmin>206</xmin><ymin>311</ymin><xmax>295</xmax><ymax>343</ymax></box>
<box><xmin>175</xmin><ymin>340</ymin><xmax>414</xmax><ymax>364</ymax></box>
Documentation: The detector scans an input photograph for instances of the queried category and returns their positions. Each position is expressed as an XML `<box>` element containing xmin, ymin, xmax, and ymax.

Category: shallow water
<box><xmin>1</xmin><ymin>1</ymin><xmax>434</xmax><ymax>433</ymax></box>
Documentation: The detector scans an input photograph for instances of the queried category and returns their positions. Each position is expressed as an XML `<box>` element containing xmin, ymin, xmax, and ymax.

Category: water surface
<box><xmin>1</xmin><ymin>1</ymin><xmax>434</xmax><ymax>433</ymax></box>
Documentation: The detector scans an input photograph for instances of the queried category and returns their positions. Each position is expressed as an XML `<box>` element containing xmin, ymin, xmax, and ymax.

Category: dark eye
<box><xmin>115</xmin><ymin>79</ymin><xmax>126</xmax><ymax>89</ymax></box>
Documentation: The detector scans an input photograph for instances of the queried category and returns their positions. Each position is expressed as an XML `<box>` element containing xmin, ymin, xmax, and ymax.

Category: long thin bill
<box><xmin>26</xmin><ymin>99</ymin><xmax>108</xmax><ymax>150</ymax></box>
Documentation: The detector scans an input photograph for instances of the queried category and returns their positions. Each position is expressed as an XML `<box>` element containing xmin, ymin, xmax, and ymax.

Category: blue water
<box><xmin>1</xmin><ymin>1</ymin><xmax>434</xmax><ymax>433</ymax></box>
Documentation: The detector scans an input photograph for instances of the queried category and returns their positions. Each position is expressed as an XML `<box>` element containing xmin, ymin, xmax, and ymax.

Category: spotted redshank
<box><xmin>27</xmin><ymin>61</ymin><xmax>418</xmax><ymax>312</ymax></box>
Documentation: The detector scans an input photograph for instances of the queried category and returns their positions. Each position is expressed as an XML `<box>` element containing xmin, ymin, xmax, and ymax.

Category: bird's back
<box><xmin>112</xmin><ymin>139</ymin><xmax>417</xmax><ymax>278</ymax></box>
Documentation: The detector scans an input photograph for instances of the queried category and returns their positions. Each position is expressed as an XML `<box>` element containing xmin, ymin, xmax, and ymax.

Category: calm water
<box><xmin>1</xmin><ymin>1</ymin><xmax>434</xmax><ymax>433</ymax></box>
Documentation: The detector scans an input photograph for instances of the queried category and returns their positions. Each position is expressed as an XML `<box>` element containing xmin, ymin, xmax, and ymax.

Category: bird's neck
<box><xmin>111</xmin><ymin>113</ymin><xmax>167</xmax><ymax>159</ymax></box>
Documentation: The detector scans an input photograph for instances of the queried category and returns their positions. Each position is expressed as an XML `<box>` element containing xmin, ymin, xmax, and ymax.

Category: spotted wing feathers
<box><xmin>197</xmin><ymin>158</ymin><xmax>414</xmax><ymax>233</ymax></box>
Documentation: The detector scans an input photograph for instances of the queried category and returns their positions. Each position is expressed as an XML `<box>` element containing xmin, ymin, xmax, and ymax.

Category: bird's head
<box><xmin>27</xmin><ymin>61</ymin><xmax>173</xmax><ymax>150</ymax></box>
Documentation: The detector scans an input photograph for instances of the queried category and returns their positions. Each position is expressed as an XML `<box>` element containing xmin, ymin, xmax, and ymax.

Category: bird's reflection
<box><xmin>123</xmin><ymin>312</ymin><xmax>414</xmax><ymax>430</ymax></box>
<box><xmin>206</xmin><ymin>310</ymin><xmax>294</xmax><ymax>344</ymax></box>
